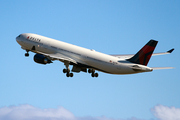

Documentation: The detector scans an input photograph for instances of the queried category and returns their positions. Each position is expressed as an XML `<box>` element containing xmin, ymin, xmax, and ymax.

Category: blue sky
<box><xmin>0</xmin><ymin>0</ymin><xmax>179</xmax><ymax>120</ymax></box>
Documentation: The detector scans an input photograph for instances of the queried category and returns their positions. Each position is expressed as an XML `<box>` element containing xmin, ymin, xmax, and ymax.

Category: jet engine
<box><xmin>34</xmin><ymin>53</ymin><xmax>52</xmax><ymax>64</ymax></box>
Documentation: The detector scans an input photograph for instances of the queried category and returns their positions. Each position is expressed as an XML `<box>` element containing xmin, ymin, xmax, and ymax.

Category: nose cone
<box><xmin>16</xmin><ymin>37</ymin><xmax>20</xmax><ymax>44</ymax></box>
<box><xmin>16</xmin><ymin>36</ymin><xmax>19</xmax><ymax>41</ymax></box>
<box><xmin>16</xmin><ymin>35</ymin><xmax>22</xmax><ymax>45</ymax></box>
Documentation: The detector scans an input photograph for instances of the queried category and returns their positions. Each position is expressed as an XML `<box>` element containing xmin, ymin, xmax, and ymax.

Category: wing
<box><xmin>151</xmin><ymin>48</ymin><xmax>174</xmax><ymax>56</ymax></box>
<box><xmin>110</xmin><ymin>48</ymin><xmax>174</xmax><ymax>59</ymax></box>
<box><xmin>35</xmin><ymin>51</ymin><xmax>77</xmax><ymax>64</ymax></box>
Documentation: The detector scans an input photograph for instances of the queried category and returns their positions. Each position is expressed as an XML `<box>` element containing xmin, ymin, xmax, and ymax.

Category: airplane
<box><xmin>16</xmin><ymin>33</ymin><xmax>174</xmax><ymax>77</ymax></box>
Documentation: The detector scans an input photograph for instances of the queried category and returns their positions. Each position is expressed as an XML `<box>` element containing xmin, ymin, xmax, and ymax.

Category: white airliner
<box><xmin>16</xmin><ymin>33</ymin><xmax>174</xmax><ymax>77</ymax></box>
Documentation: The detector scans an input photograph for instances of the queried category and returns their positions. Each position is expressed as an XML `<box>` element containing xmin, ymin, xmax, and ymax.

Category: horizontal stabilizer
<box><xmin>152</xmin><ymin>67</ymin><xmax>174</xmax><ymax>70</ymax></box>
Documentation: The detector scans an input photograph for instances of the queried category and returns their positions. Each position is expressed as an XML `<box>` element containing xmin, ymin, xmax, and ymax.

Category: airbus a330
<box><xmin>16</xmin><ymin>33</ymin><xmax>174</xmax><ymax>77</ymax></box>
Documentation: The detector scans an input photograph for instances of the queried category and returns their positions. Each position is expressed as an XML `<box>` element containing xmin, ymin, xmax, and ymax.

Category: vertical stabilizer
<box><xmin>128</xmin><ymin>40</ymin><xmax>158</xmax><ymax>66</ymax></box>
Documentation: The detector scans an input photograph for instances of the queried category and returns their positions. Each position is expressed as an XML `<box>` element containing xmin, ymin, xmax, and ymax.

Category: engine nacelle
<box><xmin>34</xmin><ymin>54</ymin><xmax>52</xmax><ymax>64</ymax></box>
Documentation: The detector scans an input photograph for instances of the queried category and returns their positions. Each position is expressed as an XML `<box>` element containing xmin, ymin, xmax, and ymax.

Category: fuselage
<box><xmin>16</xmin><ymin>33</ymin><xmax>152</xmax><ymax>74</ymax></box>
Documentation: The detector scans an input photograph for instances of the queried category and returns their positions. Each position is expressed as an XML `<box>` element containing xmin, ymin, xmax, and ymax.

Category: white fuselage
<box><xmin>16</xmin><ymin>33</ymin><xmax>152</xmax><ymax>74</ymax></box>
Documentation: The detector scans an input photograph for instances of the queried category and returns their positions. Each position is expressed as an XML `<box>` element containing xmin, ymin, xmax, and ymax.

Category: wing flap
<box><xmin>49</xmin><ymin>53</ymin><xmax>77</xmax><ymax>64</ymax></box>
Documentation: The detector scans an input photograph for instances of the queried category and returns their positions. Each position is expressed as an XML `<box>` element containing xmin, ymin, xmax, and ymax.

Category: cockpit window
<box><xmin>17</xmin><ymin>35</ymin><xmax>21</xmax><ymax>37</ymax></box>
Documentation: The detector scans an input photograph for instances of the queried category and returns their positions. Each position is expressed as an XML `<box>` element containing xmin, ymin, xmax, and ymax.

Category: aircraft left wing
<box><xmin>110</xmin><ymin>48</ymin><xmax>174</xmax><ymax>59</ymax></box>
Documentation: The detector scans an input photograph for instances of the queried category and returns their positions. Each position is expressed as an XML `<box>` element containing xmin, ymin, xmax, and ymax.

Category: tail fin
<box><xmin>128</xmin><ymin>40</ymin><xmax>158</xmax><ymax>66</ymax></box>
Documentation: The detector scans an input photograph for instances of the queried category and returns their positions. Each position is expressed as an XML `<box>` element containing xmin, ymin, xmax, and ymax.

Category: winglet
<box><xmin>167</xmin><ymin>48</ymin><xmax>174</xmax><ymax>53</ymax></box>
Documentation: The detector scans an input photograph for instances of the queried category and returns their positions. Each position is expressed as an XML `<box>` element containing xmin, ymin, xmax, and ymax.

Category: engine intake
<box><xmin>34</xmin><ymin>54</ymin><xmax>52</xmax><ymax>64</ymax></box>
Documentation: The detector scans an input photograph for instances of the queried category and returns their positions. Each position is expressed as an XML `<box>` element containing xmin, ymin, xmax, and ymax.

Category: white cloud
<box><xmin>0</xmin><ymin>104</ymin><xmax>144</xmax><ymax>120</ymax></box>
<box><xmin>76</xmin><ymin>116</ymin><xmax>144</xmax><ymax>120</ymax></box>
<box><xmin>3</xmin><ymin>104</ymin><xmax>180</xmax><ymax>120</ymax></box>
<box><xmin>0</xmin><ymin>104</ymin><xmax>75</xmax><ymax>120</ymax></box>
<box><xmin>151</xmin><ymin>105</ymin><xmax>180</xmax><ymax>120</ymax></box>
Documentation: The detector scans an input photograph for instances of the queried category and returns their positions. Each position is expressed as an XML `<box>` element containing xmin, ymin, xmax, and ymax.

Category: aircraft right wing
<box><xmin>110</xmin><ymin>48</ymin><xmax>174</xmax><ymax>59</ymax></box>
<box><xmin>152</xmin><ymin>48</ymin><xmax>174</xmax><ymax>56</ymax></box>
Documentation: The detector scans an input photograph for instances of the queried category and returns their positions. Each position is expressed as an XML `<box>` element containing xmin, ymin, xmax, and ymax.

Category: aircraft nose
<box><xmin>16</xmin><ymin>35</ymin><xmax>22</xmax><ymax>44</ymax></box>
<box><xmin>16</xmin><ymin>37</ymin><xmax>20</xmax><ymax>43</ymax></box>
<box><xmin>16</xmin><ymin>34</ymin><xmax>21</xmax><ymax>41</ymax></box>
